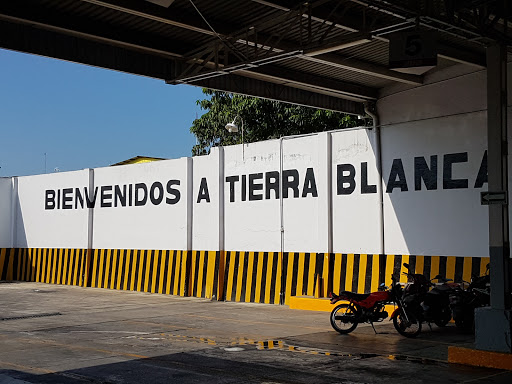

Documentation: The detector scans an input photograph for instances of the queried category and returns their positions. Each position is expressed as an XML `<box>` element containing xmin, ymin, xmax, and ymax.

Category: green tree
<box><xmin>190</xmin><ymin>89</ymin><xmax>359</xmax><ymax>156</ymax></box>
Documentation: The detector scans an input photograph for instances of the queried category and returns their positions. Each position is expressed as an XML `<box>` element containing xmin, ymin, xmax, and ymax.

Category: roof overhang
<box><xmin>0</xmin><ymin>1</ymin><xmax>509</xmax><ymax>114</ymax></box>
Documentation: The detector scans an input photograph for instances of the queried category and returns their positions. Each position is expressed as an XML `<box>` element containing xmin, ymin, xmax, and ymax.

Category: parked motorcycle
<box><xmin>329</xmin><ymin>274</ymin><xmax>406</xmax><ymax>334</ymax></box>
<box><xmin>449</xmin><ymin>264</ymin><xmax>490</xmax><ymax>331</ymax></box>
<box><xmin>391</xmin><ymin>263</ymin><xmax>458</xmax><ymax>337</ymax></box>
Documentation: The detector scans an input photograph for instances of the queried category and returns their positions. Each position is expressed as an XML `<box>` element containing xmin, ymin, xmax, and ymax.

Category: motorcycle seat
<box><xmin>431</xmin><ymin>284</ymin><xmax>453</xmax><ymax>293</ymax></box>
<box><xmin>339</xmin><ymin>291</ymin><xmax>371</xmax><ymax>301</ymax></box>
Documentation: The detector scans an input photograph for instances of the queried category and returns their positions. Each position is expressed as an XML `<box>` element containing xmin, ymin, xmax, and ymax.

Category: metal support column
<box><xmin>475</xmin><ymin>43</ymin><xmax>512</xmax><ymax>353</ymax></box>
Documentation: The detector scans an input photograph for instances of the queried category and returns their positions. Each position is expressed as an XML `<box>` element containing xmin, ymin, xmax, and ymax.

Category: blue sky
<box><xmin>0</xmin><ymin>48</ymin><xmax>206</xmax><ymax>177</ymax></box>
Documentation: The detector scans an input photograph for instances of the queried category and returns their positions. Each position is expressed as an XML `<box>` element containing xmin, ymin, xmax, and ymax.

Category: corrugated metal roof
<box><xmin>0</xmin><ymin>0</ymin><xmax>504</xmax><ymax>113</ymax></box>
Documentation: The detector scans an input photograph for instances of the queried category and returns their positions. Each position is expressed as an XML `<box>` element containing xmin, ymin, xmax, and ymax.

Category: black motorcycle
<box><xmin>449</xmin><ymin>265</ymin><xmax>490</xmax><ymax>331</ymax></box>
<box><xmin>398</xmin><ymin>263</ymin><xmax>457</xmax><ymax>334</ymax></box>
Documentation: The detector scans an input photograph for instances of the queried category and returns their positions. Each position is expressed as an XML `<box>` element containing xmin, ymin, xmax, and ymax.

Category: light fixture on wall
<box><xmin>225</xmin><ymin>115</ymin><xmax>245</xmax><ymax>160</ymax></box>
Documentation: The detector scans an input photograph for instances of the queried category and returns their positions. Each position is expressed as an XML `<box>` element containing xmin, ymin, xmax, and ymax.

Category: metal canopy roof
<box><xmin>0</xmin><ymin>1</ymin><xmax>510</xmax><ymax>115</ymax></box>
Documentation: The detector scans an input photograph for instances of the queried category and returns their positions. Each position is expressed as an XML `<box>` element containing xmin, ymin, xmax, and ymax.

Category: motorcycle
<box><xmin>449</xmin><ymin>264</ymin><xmax>490</xmax><ymax>331</ymax></box>
<box><xmin>391</xmin><ymin>263</ymin><xmax>458</xmax><ymax>337</ymax></box>
<box><xmin>329</xmin><ymin>274</ymin><xmax>405</xmax><ymax>334</ymax></box>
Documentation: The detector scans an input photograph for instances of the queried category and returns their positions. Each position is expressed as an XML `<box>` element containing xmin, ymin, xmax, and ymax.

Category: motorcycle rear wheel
<box><xmin>330</xmin><ymin>303</ymin><xmax>359</xmax><ymax>334</ymax></box>
<box><xmin>393</xmin><ymin>309</ymin><xmax>421</xmax><ymax>338</ymax></box>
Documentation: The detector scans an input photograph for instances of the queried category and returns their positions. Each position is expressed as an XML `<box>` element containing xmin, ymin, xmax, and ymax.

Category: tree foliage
<box><xmin>190</xmin><ymin>89</ymin><xmax>360</xmax><ymax>156</ymax></box>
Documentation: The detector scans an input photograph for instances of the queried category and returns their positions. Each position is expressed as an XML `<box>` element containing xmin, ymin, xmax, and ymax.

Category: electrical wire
<box><xmin>188</xmin><ymin>0</ymin><xmax>223</xmax><ymax>43</ymax></box>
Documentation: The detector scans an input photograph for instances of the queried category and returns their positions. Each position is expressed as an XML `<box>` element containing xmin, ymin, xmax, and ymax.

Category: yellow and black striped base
<box><xmin>0</xmin><ymin>248</ymin><xmax>86</xmax><ymax>286</ymax></box>
<box><xmin>1</xmin><ymin>248</ymin><xmax>490</xmax><ymax>307</ymax></box>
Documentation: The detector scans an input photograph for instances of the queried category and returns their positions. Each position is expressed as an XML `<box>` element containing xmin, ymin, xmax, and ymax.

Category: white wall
<box><xmin>192</xmin><ymin>148</ymin><xmax>222</xmax><ymax>251</ymax></box>
<box><xmin>92</xmin><ymin>159</ymin><xmax>190</xmax><ymax>250</ymax></box>
<box><xmin>377</xmin><ymin>62</ymin><xmax>492</xmax><ymax>257</ymax></box>
<box><xmin>224</xmin><ymin>140</ymin><xmax>281</xmax><ymax>252</ymax></box>
<box><xmin>0</xmin><ymin>178</ymin><xmax>13</xmax><ymax>248</ymax></box>
<box><xmin>331</xmin><ymin>129</ymin><xmax>381</xmax><ymax>254</ymax></box>
<box><xmin>1</xmin><ymin>63</ymin><xmax>501</xmax><ymax>258</ymax></box>
<box><xmin>16</xmin><ymin>171</ymin><xmax>90</xmax><ymax>249</ymax></box>
<box><xmin>379</xmin><ymin>62</ymin><xmax>512</xmax><ymax>127</ymax></box>
<box><xmin>282</xmin><ymin>134</ymin><xmax>328</xmax><ymax>253</ymax></box>
<box><xmin>378</xmin><ymin>69</ymin><xmax>487</xmax><ymax>126</ymax></box>
<box><xmin>381</xmin><ymin>112</ymin><xmax>488</xmax><ymax>257</ymax></box>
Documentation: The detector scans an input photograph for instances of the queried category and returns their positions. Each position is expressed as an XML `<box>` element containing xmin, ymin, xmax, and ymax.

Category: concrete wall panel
<box><xmin>0</xmin><ymin>178</ymin><xmax>13</xmax><ymax>247</ymax></box>
<box><xmin>192</xmin><ymin>149</ymin><xmax>221</xmax><ymax>251</ymax></box>
<box><xmin>92</xmin><ymin>159</ymin><xmax>189</xmax><ymax>250</ymax></box>
<box><xmin>381</xmin><ymin>111</ymin><xmax>488</xmax><ymax>257</ymax></box>
<box><xmin>223</xmin><ymin>140</ymin><xmax>281</xmax><ymax>252</ymax></box>
<box><xmin>282</xmin><ymin>134</ymin><xmax>326</xmax><ymax>253</ymax></box>
<box><xmin>16</xmin><ymin>171</ymin><xmax>90</xmax><ymax>249</ymax></box>
<box><xmin>331</xmin><ymin>129</ymin><xmax>381</xmax><ymax>254</ymax></box>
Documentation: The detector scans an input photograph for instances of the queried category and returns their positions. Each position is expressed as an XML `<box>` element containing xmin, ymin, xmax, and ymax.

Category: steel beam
<box><xmin>0</xmin><ymin>2</ymin><xmax>184</xmax><ymax>59</ymax></box>
<box><xmin>246</xmin><ymin>66</ymin><xmax>378</xmax><ymax>100</ymax></box>
<box><xmin>256</xmin><ymin>0</ymin><xmax>487</xmax><ymax>68</ymax></box>
<box><xmin>80</xmin><ymin>0</ymin><xmax>218</xmax><ymax>36</ymax></box>
<box><xmin>187</xmin><ymin>74</ymin><xmax>366</xmax><ymax>115</ymax></box>
<box><xmin>303</xmin><ymin>54</ymin><xmax>423</xmax><ymax>85</ymax></box>
<box><xmin>81</xmin><ymin>0</ymin><xmax>426</xmax><ymax>84</ymax></box>
<box><xmin>0</xmin><ymin>20</ymin><xmax>177</xmax><ymax>80</ymax></box>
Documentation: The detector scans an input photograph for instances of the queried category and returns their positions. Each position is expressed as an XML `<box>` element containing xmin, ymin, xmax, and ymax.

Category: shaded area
<box><xmin>2</xmin><ymin>348</ymin><xmax>512</xmax><ymax>384</ymax></box>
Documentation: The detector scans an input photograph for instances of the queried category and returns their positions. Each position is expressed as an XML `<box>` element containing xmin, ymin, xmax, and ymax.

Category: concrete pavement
<box><xmin>1</xmin><ymin>281</ymin><xmax>511</xmax><ymax>383</ymax></box>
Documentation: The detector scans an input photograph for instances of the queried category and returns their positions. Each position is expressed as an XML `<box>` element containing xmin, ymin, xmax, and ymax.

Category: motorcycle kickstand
<box><xmin>370</xmin><ymin>321</ymin><xmax>378</xmax><ymax>334</ymax></box>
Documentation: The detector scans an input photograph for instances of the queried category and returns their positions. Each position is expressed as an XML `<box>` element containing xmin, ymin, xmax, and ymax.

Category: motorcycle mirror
<box><xmin>403</xmin><ymin>263</ymin><xmax>410</xmax><ymax>269</ymax></box>
<box><xmin>434</xmin><ymin>274</ymin><xmax>443</xmax><ymax>280</ymax></box>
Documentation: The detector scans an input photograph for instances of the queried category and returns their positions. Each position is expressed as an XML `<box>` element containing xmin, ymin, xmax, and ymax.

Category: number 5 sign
<box><xmin>389</xmin><ymin>31</ymin><xmax>437</xmax><ymax>72</ymax></box>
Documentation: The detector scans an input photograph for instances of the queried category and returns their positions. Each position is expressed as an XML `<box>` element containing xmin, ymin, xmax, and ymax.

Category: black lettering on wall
<box><xmin>150</xmin><ymin>182</ymin><xmax>164</xmax><ymax>205</ymax></box>
<box><xmin>226</xmin><ymin>176</ymin><xmax>239</xmax><ymax>203</ymax></box>
<box><xmin>45</xmin><ymin>190</ymin><xmax>55</xmax><ymax>210</ymax></box>
<box><xmin>115</xmin><ymin>185</ymin><xmax>126</xmax><ymax>207</ymax></box>
<box><xmin>75</xmin><ymin>188</ymin><xmax>84</xmax><ymax>209</ymax></box>
<box><xmin>197</xmin><ymin>177</ymin><xmax>211</xmax><ymax>203</ymax></box>
<box><xmin>414</xmin><ymin>155</ymin><xmax>438</xmax><ymax>191</ymax></box>
<box><xmin>241</xmin><ymin>175</ymin><xmax>247</xmax><ymax>202</ymax></box>
<box><xmin>135</xmin><ymin>183</ymin><xmax>148</xmax><ymax>206</ymax></box>
<box><xmin>282</xmin><ymin>169</ymin><xmax>300</xmax><ymax>198</ymax></box>
<box><xmin>265</xmin><ymin>171</ymin><xmax>280</xmax><ymax>199</ymax></box>
<box><xmin>166</xmin><ymin>180</ymin><xmax>181</xmax><ymax>204</ymax></box>
<box><xmin>128</xmin><ymin>184</ymin><xmax>133</xmax><ymax>206</ymax></box>
<box><xmin>302</xmin><ymin>168</ymin><xmax>318</xmax><ymax>197</ymax></box>
<box><xmin>386</xmin><ymin>159</ymin><xmax>408</xmax><ymax>193</ymax></box>
<box><xmin>361</xmin><ymin>162</ymin><xmax>377</xmax><ymax>194</ymax></box>
<box><xmin>101</xmin><ymin>185</ymin><xmax>113</xmax><ymax>208</ymax></box>
<box><xmin>443</xmin><ymin>152</ymin><xmax>468</xmax><ymax>189</ymax></box>
<box><xmin>249</xmin><ymin>173</ymin><xmax>263</xmax><ymax>201</ymax></box>
<box><xmin>337</xmin><ymin>164</ymin><xmax>356</xmax><ymax>195</ymax></box>
<box><xmin>85</xmin><ymin>187</ymin><xmax>98</xmax><ymax>208</ymax></box>
<box><xmin>57</xmin><ymin>189</ymin><xmax>60</xmax><ymax>209</ymax></box>
<box><xmin>62</xmin><ymin>188</ymin><xmax>73</xmax><ymax>209</ymax></box>
<box><xmin>474</xmin><ymin>150</ymin><xmax>488</xmax><ymax>188</ymax></box>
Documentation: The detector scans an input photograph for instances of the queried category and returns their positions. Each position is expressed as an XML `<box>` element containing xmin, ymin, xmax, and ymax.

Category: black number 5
<box><xmin>405</xmin><ymin>35</ymin><xmax>422</xmax><ymax>56</ymax></box>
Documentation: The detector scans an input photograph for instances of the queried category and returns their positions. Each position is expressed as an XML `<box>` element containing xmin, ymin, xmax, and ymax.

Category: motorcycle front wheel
<box><xmin>434</xmin><ymin>306</ymin><xmax>452</xmax><ymax>327</ymax></box>
<box><xmin>393</xmin><ymin>309</ymin><xmax>421</xmax><ymax>338</ymax></box>
<box><xmin>330</xmin><ymin>303</ymin><xmax>359</xmax><ymax>334</ymax></box>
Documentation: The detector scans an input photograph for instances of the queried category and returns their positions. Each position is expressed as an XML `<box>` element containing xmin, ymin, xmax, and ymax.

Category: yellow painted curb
<box><xmin>448</xmin><ymin>346</ymin><xmax>512</xmax><ymax>370</ymax></box>
<box><xmin>289</xmin><ymin>296</ymin><xmax>332</xmax><ymax>312</ymax></box>
<box><xmin>289</xmin><ymin>296</ymin><xmax>401</xmax><ymax>316</ymax></box>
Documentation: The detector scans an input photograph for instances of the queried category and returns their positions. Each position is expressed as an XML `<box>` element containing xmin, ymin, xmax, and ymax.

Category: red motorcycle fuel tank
<box><xmin>358</xmin><ymin>290</ymin><xmax>391</xmax><ymax>308</ymax></box>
